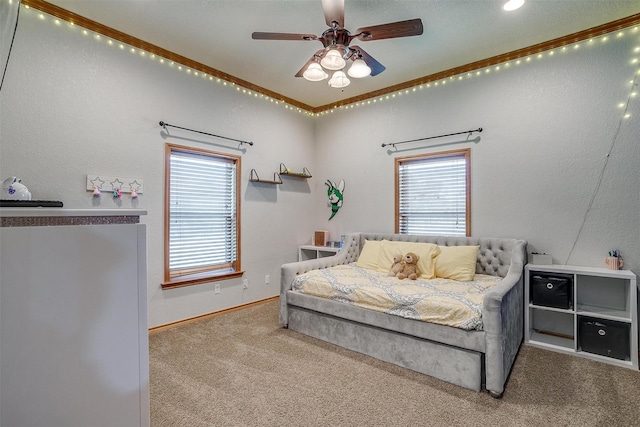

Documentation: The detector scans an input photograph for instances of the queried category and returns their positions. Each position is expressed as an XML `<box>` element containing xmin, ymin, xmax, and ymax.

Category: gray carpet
<box><xmin>149</xmin><ymin>300</ymin><xmax>640</xmax><ymax>426</ymax></box>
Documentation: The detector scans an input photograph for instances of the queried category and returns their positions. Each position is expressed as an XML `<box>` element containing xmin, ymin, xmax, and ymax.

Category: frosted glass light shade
<box><xmin>503</xmin><ymin>0</ymin><xmax>524</xmax><ymax>11</ymax></box>
<box><xmin>347</xmin><ymin>59</ymin><xmax>371</xmax><ymax>78</ymax></box>
<box><xmin>328</xmin><ymin>70</ymin><xmax>350</xmax><ymax>88</ymax></box>
<box><xmin>303</xmin><ymin>62</ymin><xmax>328</xmax><ymax>81</ymax></box>
<box><xmin>321</xmin><ymin>49</ymin><xmax>346</xmax><ymax>70</ymax></box>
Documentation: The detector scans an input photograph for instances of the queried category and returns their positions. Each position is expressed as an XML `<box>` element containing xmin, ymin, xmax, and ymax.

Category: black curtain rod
<box><xmin>381</xmin><ymin>128</ymin><xmax>482</xmax><ymax>148</ymax></box>
<box><xmin>159</xmin><ymin>121</ymin><xmax>254</xmax><ymax>146</ymax></box>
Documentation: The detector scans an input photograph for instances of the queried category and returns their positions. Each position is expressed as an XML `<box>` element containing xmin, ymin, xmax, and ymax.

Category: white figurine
<box><xmin>2</xmin><ymin>177</ymin><xmax>32</xmax><ymax>200</ymax></box>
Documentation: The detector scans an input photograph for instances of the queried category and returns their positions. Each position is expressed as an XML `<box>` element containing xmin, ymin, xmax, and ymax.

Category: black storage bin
<box><xmin>579</xmin><ymin>316</ymin><xmax>630</xmax><ymax>361</ymax></box>
<box><xmin>530</xmin><ymin>272</ymin><xmax>573</xmax><ymax>309</ymax></box>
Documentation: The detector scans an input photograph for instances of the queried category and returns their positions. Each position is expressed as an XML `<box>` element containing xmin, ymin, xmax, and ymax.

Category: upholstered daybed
<box><xmin>280</xmin><ymin>232</ymin><xmax>527</xmax><ymax>397</ymax></box>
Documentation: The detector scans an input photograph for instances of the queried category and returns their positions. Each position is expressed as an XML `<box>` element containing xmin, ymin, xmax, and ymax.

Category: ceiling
<box><xmin>42</xmin><ymin>0</ymin><xmax>640</xmax><ymax>109</ymax></box>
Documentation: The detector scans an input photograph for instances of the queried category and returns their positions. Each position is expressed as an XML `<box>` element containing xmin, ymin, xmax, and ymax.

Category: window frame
<box><xmin>162</xmin><ymin>143</ymin><xmax>243</xmax><ymax>290</ymax></box>
<box><xmin>395</xmin><ymin>148</ymin><xmax>471</xmax><ymax>237</ymax></box>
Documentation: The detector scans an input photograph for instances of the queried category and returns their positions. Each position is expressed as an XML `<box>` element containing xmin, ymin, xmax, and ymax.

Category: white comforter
<box><xmin>291</xmin><ymin>264</ymin><xmax>501</xmax><ymax>330</ymax></box>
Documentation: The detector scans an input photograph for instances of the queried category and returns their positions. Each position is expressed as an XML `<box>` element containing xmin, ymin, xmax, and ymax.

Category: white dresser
<box><xmin>0</xmin><ymin>209</ymin><xmax>149</xmax><ymax>427</ymax></box>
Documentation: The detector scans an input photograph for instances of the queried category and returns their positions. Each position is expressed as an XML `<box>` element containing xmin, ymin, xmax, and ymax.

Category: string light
<box><xmin>20</xmin><ymin>2</ymin><xmax>640</xmax><ymax>118</ymax></box>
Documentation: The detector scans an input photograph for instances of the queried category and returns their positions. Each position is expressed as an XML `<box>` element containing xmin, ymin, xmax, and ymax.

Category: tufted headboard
<box><xmin>341</xmin><ymin>232</ymin><xmax>526</xmax><ymax>278</ymax></box>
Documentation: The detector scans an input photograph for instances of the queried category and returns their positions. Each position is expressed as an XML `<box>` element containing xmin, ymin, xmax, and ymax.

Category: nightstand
<box><xmin>298</xmin><ymin>245</ymin><xmax>340</xmax><ymax>261</ymax></box>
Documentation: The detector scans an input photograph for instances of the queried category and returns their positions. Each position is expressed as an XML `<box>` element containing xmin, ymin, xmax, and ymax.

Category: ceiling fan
<box><xmin>251</xmin><ymin>0</ymin><xmax>423</xmax><ymax>88</ymax></box>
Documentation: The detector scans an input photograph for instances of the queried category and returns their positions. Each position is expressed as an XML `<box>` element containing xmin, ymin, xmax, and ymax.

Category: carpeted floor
<box><xmin>149</xmin><ymin>300</ymin><xmax>640</xmax><ymax>426</ymax></box>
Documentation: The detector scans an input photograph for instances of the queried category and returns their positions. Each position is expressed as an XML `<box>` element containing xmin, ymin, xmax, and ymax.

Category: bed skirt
<box><xmin>288</xmin><ymin>304</ymin><xmax>483</xmax><ymax>391</ymax></box>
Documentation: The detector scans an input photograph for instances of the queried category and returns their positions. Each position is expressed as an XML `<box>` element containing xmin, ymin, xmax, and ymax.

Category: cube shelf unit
<box><xmin>525</xmin><ymin>264</ymin><xmax>638</xmax><ymax>369</ymax></box>
<box><xmin>298</xmin><ymin>245</ymin><xmax>340</xmax><ymax>262</ymax></box>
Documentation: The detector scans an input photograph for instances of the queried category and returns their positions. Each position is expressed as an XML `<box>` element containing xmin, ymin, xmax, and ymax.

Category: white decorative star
<box><xmin>90</xmin><ymin>176</ymin><xmax>105</xmax><ymax>189</ymax></box>
<box><xmin>128</xmin><ymin>180</ymin><xmax>142</xmax><ymax>192</ymax></box>
<box><xmin>110</xmin><ymin>178</ymin><xmax>124</xmax><ymax>190</ymax></box>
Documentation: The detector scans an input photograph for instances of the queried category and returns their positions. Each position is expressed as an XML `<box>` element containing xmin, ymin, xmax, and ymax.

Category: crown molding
<box><xmin>21</xmin><ymin>0</ymin><xmax>640</xmax><ymax>114</ymax></box>
<box><xmin>22</xmin><ymin>0</ymin><xmax>315</xmax><ymax>112</ymax></box>
<box><xmin>316</xmin><ymin>12</ymin><xmax>640</xmax><ymax>112</ymax></box>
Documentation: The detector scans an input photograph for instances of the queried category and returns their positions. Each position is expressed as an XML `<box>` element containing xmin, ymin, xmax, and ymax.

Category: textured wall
<box><xmin>2</xmin><ymin>7</ymin><xmax>639</xmax><ymax>327</ymax></box>
<box><xmin>313</xmin><ymin>31</ymin><xmax>640</xmax><ymax>274</ymax></box>
<box><xmin>0</xmin><ymin>8</ymin><xmax>317</xmax><ymax>327</ymax></box>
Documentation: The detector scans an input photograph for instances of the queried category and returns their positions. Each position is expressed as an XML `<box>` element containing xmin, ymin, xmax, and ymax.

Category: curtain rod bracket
<box><xmin>159</xmin><ymin>121</ymin><xmax>254</xmax><ymax>146</ymax></box>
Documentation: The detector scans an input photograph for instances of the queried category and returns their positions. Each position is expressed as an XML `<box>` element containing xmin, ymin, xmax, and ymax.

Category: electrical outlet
<box><xmin>265</xmin><ymin>275</ymin><xmax>270</xmax><ymax>284</ymax></box>
<box><xmin>243</xmin><ymin>279</ymin><xmax>249</xmax><ymax>289</ymax></box>
<box><xmin>214</xmin><ymin>283</ymin><xmax>220</xmax><ymax>294</ymax></box>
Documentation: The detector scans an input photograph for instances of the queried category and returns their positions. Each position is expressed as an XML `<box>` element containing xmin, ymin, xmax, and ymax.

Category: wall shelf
<box><xmin>249</xmin><ymin>169</ymin><xmax>282</xmax><ymax>185</ymax></box>
<box><xmin>280</xmin><ymin>163</ymin><xmax>312</xmax><ymax>178</ymax></box>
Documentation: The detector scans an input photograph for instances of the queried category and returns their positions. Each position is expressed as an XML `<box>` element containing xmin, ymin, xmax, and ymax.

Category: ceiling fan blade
<box><xmin>350</xmin><ymin>46</ymin><xmax>385</xmax><ymax>76</ymax></box>
<box><xmin>295</xmin><ymin>50</ymin><xmax>326</xmax><ymax>77</ymax></box>
<box><xmin>354</xmin><ymin>18</ymin><xmax>423</xmax><ymax>41</ymax></box>
<box><xmin>252</xmin><ymin>32</ymin><xmax>318</xmax><ymax>41</ymax></box>
<box><xmin>322</xmin><ymin>0</ymin><xmax>344</xmax><ymax>28</ymax></box>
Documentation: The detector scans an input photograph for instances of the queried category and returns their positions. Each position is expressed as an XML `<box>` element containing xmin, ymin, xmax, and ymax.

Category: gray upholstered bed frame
<box><xmin>280</xmin><ymin>232</ymin><xmax>527</xmax><ymax>397</ymax></box>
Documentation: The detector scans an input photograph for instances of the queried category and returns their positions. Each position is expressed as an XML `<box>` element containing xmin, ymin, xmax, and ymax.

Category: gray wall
<box><xmin>312</xmin><ymin>35</ymin><xmax>640</xmax><ymax>273</ymax></box>
<box><xmin>1</xmin><ymin>6</ymin><xmax>638</xmax><ymax>327</ymax></box>
<box><xmin>0</xmin><ymin>8</ymin><xmax>317</xmax><ymax>327</ymax></box>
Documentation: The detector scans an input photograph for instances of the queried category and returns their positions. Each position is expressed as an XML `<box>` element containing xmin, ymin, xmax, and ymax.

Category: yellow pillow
<box><xmin>434</xmin><ymin>245</ymin><xmax>479</xmax><ymax>281</ymax></box>
<box><xmin>356</xmin><ymin>240</ymin><xmax>384</xmax><ymax>270</ymax></box>
<box><xmin>379</xmin><ymin>240</ymin><xmax>441</xmax><ymax>279</ymax></box>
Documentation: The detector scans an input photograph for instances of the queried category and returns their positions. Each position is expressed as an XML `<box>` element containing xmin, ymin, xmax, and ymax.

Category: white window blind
<box><xmin>397</xmin><ymin>151</ymin><xmax>469</xmax><ymax>236</ymax></box>
<box><xmin>168</xmin><ymin>148</ymin><xmax>237</xmax><ymax>277</ymax></box>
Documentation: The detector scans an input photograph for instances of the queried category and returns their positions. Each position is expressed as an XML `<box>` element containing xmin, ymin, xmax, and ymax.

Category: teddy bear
<box><xmin>396</xmin><ymin>252</ymin><xmax>420</xmax><ymax>280</ymax></box>
<box><xmin>388</xmin><ymin>254</ymin><xmax>404</xmax><ymax>277</ymax></box>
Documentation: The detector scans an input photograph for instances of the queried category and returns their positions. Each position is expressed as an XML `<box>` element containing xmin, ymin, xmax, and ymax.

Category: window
<box><xmin>395</xmin><ymin>149</ymin><xmax>470</xmax><ymax>236</ymax></box>
<box><xmin>163</xmin><ymin>144</ymin><xmax>242</xmax><ymax>289</ymax></box>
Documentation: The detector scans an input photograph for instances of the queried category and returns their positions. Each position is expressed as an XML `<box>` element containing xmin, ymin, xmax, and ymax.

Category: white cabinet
<box><xmin>298</xmin><ymin>245</ymin><xmax>340</xmax><ymax>261</ymax></box>
<box><xmin>0</xmin><ymin>209</ymin><xmax>149</xmax><ymax>427</ymax></box>
<box><xmin>525</xmin><ymin>264</ymin><xmax>638</xmax><ymax>369</ymax></box>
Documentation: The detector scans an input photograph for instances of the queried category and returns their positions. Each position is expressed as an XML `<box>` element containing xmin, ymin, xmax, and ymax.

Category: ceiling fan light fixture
<box><xmin>303</xmin><ymin>62</ymin><xmax>328</xmax><ymax>81</ymax></box>
<box><xmin>347</xmin><ymin>59</ymin><xmax>371</xmax><ymax>78</ymax></box>
<box><xmin>328</xmin><ymin>70</ymin><xmax>350</xmax><ymax>88</ymax></box>
<box><xmin>321</xmin><ymin>49</ymin><xmax>346</xmax><ymax>70</ymax></box>
<box><xmin>503</xmin><ymin>0</ymin><xmax>524</xmax><ymax>11</ymax></box>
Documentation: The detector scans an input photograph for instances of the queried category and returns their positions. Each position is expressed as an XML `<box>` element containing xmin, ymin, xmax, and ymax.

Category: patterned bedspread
<box><xmin>291</xmin><ymin>264</ymin><xmax>502</xmax><ymax>330</ymax></box>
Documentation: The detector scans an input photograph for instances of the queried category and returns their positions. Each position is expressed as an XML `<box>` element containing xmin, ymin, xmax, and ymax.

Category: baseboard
<box><xmin>149</xmin><ymin>296</ymin><xmax>279</xmax><ymax>333</ymax></box>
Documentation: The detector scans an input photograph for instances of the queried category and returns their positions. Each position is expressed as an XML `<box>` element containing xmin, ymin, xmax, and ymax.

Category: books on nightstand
<box><xmin>313</xmin><ymin>230</ymin><xmax>329</xmax><ymax>246</ymax></box>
